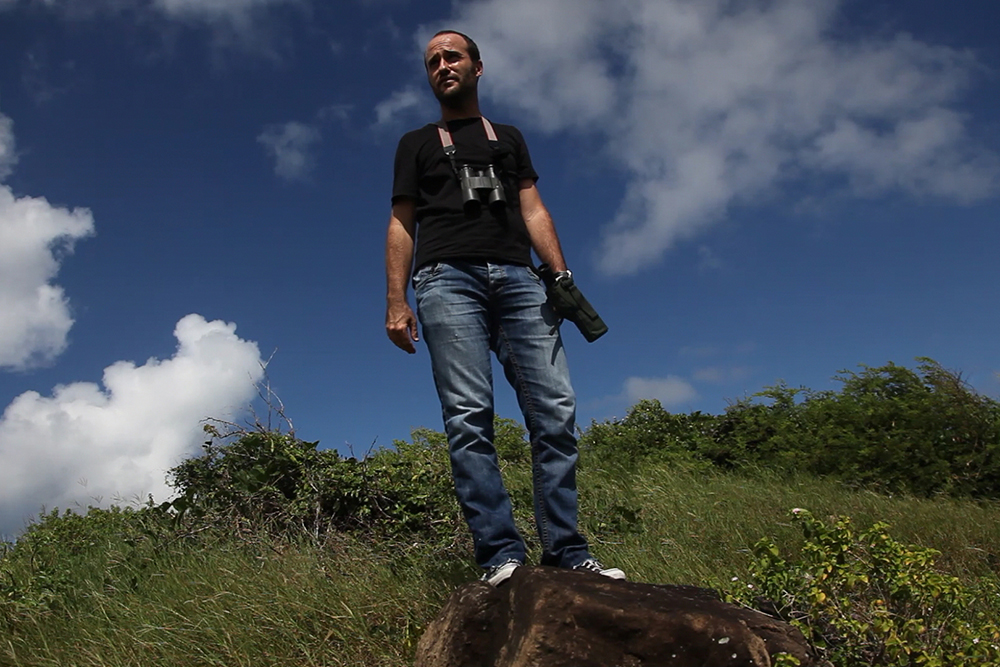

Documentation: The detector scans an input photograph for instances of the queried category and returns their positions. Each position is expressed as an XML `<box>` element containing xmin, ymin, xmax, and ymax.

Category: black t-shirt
<box><xmin>392</xmin><ymin>117</ymin><xmax>539</xmax><ymax>271</ymax></box>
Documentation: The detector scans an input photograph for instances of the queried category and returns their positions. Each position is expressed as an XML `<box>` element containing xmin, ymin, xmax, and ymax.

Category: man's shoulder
<box><xmin>487</xmin><ymin>119</ymin><xmax>522</xmax><ymax>132</ymax></box>
<box><xmin>489</xmin><ymin>118</ymin><xmax>521</xmax><ymax>134</ymax></box>
<box><xmin>487</xmin><ymin>120</ymin><xmax>528</xmax><ymax>145</ymax></box>
<box><xmin>398</xmin><ymin>123</ymin><xmax>438</xmax><ymax>143</ymax></box>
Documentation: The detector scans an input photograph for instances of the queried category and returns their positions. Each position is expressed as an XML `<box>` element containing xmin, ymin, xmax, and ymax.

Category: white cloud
<box><xmin>0</xmin><ymin>112</ymin><xmax>94</xmax><ymax>371</ymax></box>
<box><xmin>151</xmin><ymin>0</ymin><xmax>301</xmax><ymax>41</ymax></box>
<box><xmin>30</xmin><ymin>0</ymin><xmax>299</xmax><ymax>38</ymax></box>
<box><xmin>30</xmin><ymin>0</ymin><xmax>141</xmax><ymax>19</ymax></box>
<box><xmin>373</xmin><ymin>86</ymin><xmax>425</xmax><ymax>128</ymax></box>
<box><xmin>0</xmin><ymin>113</ymin><xmax>16</xmax><ymax>180</ymax></box>
<box><xmin>316</xmin><ymin>103</ymin><xmax>353</xmax><ymax>124</ymax></box>
<box><xmin>257</xmin><ymin>121</ymin><xmax>322</xmax><ymax>182</ymax></box>
<box><xmin>623</xmin><ymin>375</ymin><xmax>698</xmax><ymax>408</ymax></box>
<box><xmin>0</xmin><ymin>314</ymin><xmax>264</xmax><ymax>537</ymax></box>
<box><xmin>692</xmin><ymin>365</ymin><xmax>752</xmax><ymax>385</ymax></box>
<box><xmin>153</xmin><ymin>0</ymin><xmax>286</xmax><ymax>21</ymax></box>
<box><xmin>416</xmin><ymin>0</ymin><xmax>999</xmax><ymax>275</ymax></box>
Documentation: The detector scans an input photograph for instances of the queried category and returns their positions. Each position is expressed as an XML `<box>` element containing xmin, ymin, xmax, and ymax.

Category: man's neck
<box><xmin>438</xmin><ymin>98</ymin><xmax>483</xmax><ymax>123</ymax></box>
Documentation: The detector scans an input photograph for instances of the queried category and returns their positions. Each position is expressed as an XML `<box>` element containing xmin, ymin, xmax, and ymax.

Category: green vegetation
<box><xmin>2</xmin><ymin>358</ymin><xmax>999</xmax><ymax>666</ymax></box>
<box><xmin>581</xmin><ymin>358</ymin><xmax>1000</xmax><ymax>499</ymax></box>
<box><xmin>742</xmin><ymin>509</ymin><xmax>1000</xmax><ymax>666</ymax></box>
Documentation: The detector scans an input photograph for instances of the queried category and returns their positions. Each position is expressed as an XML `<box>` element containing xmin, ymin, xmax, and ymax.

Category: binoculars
<box><xmin>536</xmin><ymin>264</ymin><xmax>609</xmax><ymax>343</ymax></box>
<box><xmin>457</xmin><ymin>164</ymin><xmax>506</xmax><ymax>217</ymax></box>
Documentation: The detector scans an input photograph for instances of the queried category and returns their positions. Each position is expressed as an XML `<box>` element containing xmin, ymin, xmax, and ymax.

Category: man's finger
<box><xmin>387</xmin><ymin>326</ymin><xmax>417</xmax><ymax>354</ymax></box>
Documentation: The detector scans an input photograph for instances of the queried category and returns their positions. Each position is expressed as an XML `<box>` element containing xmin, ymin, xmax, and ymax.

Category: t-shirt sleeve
<box><xmin>391</xmin><ymin>133</ymin><xmax>419</xmax><ymax>204</ymax></box>
<box><xmin>510</xmin><ymin>126</ymin><xmax>539</xmax><ymax>184</ymax></box>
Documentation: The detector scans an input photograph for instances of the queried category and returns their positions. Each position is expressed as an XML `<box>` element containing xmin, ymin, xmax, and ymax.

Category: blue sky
<box><xmin>1</xmin><ymin>0</ymin><xmax>998</xmax><ymax>536</ymax></box>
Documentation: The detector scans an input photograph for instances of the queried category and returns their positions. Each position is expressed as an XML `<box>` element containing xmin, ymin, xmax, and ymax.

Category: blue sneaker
<box><xmin>572</xmin><ymin>558</ymin><xmax>625</xmax><ymax>580</ymax></box>
<box><xmin>481</xmin><ymin>559</ymin><xmax>522</xmax><ymax>586</ymax></box>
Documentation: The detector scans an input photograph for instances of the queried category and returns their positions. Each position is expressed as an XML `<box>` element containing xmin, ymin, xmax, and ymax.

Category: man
<box><xmin>385</xmin><ymin>30</ymin><xmax>623</xmax><ymax>586</ymax></box>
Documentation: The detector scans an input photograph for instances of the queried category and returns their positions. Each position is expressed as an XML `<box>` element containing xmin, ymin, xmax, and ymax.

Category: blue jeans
<box><xmin>413</xmin><ymin>261</ymin><xmax>591</xmax><ymax>569</ymax></box>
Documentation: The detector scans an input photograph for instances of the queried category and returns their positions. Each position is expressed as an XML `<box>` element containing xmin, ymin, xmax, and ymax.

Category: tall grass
<box><xmin>577</xmin><ymin>464</ymin><xmax>1000</xmax><ymax>590</ymax></box>
<box><xmin>4</xmin><ymin>461</ymin><xmax>999</xmax><ymax>667</ymax></box>
<box><xmin>3</xmin><ymin>530</ymin><xmax>461</xmax><ymax>667</ymax></box>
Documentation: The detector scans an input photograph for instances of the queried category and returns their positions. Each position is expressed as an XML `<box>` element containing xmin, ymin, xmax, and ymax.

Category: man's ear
<box><xmin>475</xmin><ymin>60</ymin><xmax>484</xmax><ymax>78</ymax></box>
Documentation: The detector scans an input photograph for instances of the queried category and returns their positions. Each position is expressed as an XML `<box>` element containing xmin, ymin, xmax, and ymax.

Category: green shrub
<box><xmin>811</xmin><ymin>358</ymin><xmax>1000</xmax><ymax>497</ymax></box>
<box><xmin>701</xmin><ymin>359</ymin><xmax>1000</xmax><ymax>498</ymax></box>
<box><xmin>713</xmin><ymin>382</ymin><xmax>810</xmax><ymax>470</ymax></box>
<box><xmin>494</xmin><ymin>415</ymin><xmax>531</xmax><ymax>466</ymax></box>
<box><xmin>738</xmin><ymin>509</ymin><xmax>1000</xmax><ymax>666</ymax></box>
<box><xmin>579</xmin><ymin>399</ymin><xmax>715</xmax><ymax>468</ymax></box>
<box><xmin>167</xmin><ymin>426</ymin><xmax>463</xmax><ymax>541</ymax></box>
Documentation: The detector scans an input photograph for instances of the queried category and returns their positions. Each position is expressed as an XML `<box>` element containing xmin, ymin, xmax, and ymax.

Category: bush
<box><xmin>738</xmin><ymin>509</ymin><xmax>1000</xmax><ymax>666</ymax></box>
<box><xmin>579</xmin><ymin>399</ymin><xmax>715</xmax><ymax>468</ymax></box>
<box><xmin>813</xmin><ymin>358</ymin><xmax>1000</xmax><ymax>497</ymax></box>
<box><xmin>168</xmin><ymin>426</ymin><xmax>463</xmax><ymax>541</ymax></box>
<box><xmin>713</xmin><ymin>383</ymin><xmax>810</xmax><ymax>470</ymax></box>
<box><xmin>602</xmin><ymin>359</ymin><xmax>1000</xmax><ymax>499</ymax></box>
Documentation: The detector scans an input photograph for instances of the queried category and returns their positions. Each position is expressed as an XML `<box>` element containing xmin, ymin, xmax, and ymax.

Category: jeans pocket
<box><xmin>411</xmin><ymin>262</ymin><xmax>442</xmax><ymax>291</ymax></box>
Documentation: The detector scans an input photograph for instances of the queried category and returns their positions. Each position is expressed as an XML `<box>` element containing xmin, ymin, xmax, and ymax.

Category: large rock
<box><xmin>414</xmin><ymin>566</ymin><xmax>818</xmax><ymax>667</ymax></box>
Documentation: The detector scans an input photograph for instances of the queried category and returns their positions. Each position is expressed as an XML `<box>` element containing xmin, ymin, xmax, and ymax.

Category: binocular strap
<box><xmin>436</xmin><ymin>117</ymin><xmax>499</xmax><ymax>174</ymax></box>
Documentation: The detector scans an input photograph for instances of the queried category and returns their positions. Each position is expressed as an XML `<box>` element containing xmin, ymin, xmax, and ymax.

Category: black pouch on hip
<box><xmin>537</xmin><ymin>264</ymin><xmax>609</xmax><ymax>343</ymax></box>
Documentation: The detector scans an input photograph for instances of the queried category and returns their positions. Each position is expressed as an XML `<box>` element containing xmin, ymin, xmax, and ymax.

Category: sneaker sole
<box><xmin>599</xmin><ymin>567</ymin><xmax>626</xmax><ymax>580</ymax></box>
<box><xmin>483</xmin><ymin>562</ymin><xmax>520</xmax><ymax>586</ymax></box>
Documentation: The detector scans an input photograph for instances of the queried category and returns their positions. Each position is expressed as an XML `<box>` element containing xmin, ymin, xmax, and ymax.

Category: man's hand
<box><xmin>386</xmin><ymin>299</ymin><xmax>419</xmax><ymax>354</ymax></box>
<box><xmin>385</xmin><ymin>199</ymin><xmax>418</xmax><ymax>354</ymax></box>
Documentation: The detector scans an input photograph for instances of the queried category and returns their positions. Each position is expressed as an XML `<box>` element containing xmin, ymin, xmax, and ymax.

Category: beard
<box><xmin>432</xmin><ymin>72</ymin><xmax>478</xmax><ymax>108</ymax></box>
<box><xmin>435</xmin><ymin>87</ymin><xmax>474</xmax><ymax>109</ymax></box>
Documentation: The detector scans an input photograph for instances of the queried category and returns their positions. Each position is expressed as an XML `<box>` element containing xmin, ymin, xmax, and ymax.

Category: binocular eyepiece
<box><xmin>457</xmin><ymin>164</ymin><xmax>506</xmax><ymax>217</ymax></box>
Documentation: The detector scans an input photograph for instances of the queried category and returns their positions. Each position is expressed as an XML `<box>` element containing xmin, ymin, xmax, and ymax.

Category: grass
<box><xmin>577</xmin><ymin>464</ymin><xmax>1000</xmax><ymax>589</ymax></box>
<box><xmin>3</xmin><ymin>461</ymin><xmax>999</xmax><ymax>666</ymax></box>
<box><xmin>3</xmin><ymin>532</ymin><xmax>455</xmax><ymax>666</ymax></box>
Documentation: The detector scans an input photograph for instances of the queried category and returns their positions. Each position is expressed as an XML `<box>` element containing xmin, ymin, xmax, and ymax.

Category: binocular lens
<box><xmin>458</xmin><ymin>165</ymin><xmax>505</xmax><ymax>217</ymax></box>
<box><xmin>463</xmin><ymin>199</ymin><xmax>482</xmax><ymax>217</ymax></box>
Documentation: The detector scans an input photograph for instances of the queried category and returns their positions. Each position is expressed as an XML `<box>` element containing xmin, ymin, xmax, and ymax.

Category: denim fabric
<box><xmin>412</xmin><ymin>261</ymin><xmax>590</xmax><ymax>569</ymax></box>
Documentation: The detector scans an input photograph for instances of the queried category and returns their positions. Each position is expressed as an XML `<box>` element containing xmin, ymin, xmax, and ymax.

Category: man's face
<box><xmin>424</xmin><ymin>33</ymin><xmax>482</xmax><ymax>106</ymax></box>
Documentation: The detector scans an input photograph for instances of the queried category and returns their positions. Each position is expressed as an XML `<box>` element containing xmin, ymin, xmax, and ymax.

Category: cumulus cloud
<box><xmin>623</xmin><ymin>375</ymin><xmax>698</xmax><ymax>408</ymax></box>
<box><xmin>692</xmin><ymin>366</ymin><xmax>752</xmax><ymax>385</ymax></box>
<box><xmin>152</xmin><ymin>0</ymin><xmax>287</xmax><ymax>21</ymax></box>
<box><xmin>257</xmin><ymin>121</ymin><xmax>322</xmax><ymax>182</ymax></box>
<box><xmin>0</xmin><ymin>113</ymin><xmax>94</xmax><ymax>371</ymax></box>
<box><xmin>0</xmin><ymin>113</ymin><xmax>16</xmax><ymax>179</ymax></box>
<box><xmin>373</xmin><ymin>86</ymin><xmax>426</xmax><ymax>128</ymax></box>
<box><xmin>317</xmin><ymin>103</ymin><xmax>353</xmax><ymax>124</ymax></box>
<box><xmin>0</xmin><ymin>314</ymin><xmax>264</xmax><ymax>537</ymax></box>
<box><xmin>29</xmin><ymin>0</ymin><xmax>299</xmax><ymax>39</ymax></box>
<box><xmin>412</xmin><ymin>0</ymin><xmax>1000</xmax><ymax>274</ymax></box>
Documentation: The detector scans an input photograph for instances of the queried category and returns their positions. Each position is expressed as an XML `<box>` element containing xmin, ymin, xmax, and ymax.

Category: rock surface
<box><xmin>414</xmin><ymin>566</ymin><xmax>817</xmax><ymax>667</ymax></box>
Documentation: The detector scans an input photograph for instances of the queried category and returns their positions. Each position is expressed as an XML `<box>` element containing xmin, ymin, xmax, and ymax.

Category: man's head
<box><xmin>424</xmin><ymin>30</ymin><xmax>483</xmax><ymax>109</ymax></box>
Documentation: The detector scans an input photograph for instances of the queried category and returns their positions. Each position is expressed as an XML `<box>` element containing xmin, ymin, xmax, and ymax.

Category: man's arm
<box><xmin>385</xmin><ymin>199</ymin><xmax>419</xmax><ymax>354</ymax></box>
<box><xmin>519</xmin><ymin>179</ymin><xmax>567</xmax><ymax>272</ymax></box>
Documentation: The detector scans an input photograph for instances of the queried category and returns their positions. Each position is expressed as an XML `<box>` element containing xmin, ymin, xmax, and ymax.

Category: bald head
<box><xmin>427</xmin><ymin>30</ymin><xmax>480</xmax><ymax>64</ymax></box>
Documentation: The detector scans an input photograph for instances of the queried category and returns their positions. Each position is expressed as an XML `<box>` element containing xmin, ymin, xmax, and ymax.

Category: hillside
<box><xmin>2</xmin><ymin>358</ymin><xmax>999</xmax><ymax>666</ymax></box>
